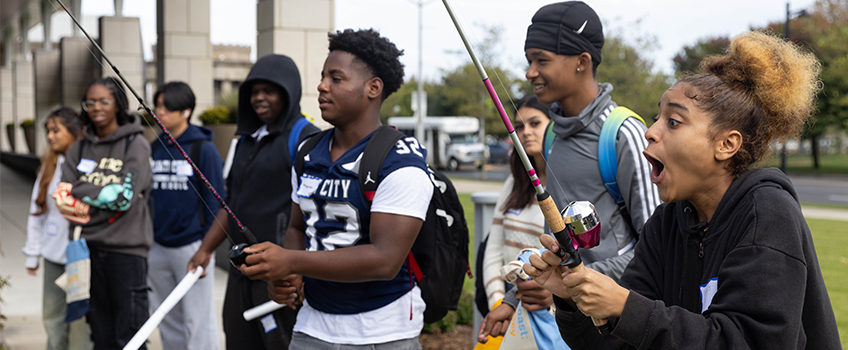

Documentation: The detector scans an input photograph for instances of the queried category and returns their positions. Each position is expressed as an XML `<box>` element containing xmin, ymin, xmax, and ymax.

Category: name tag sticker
<box><xmin>260</xmin><ymin>314</ymin><xmax>277</xmax><ymax>333</ymax></box>
<box><xmin>700</xmin><ymin>277</ymin><xmax>718</xmax><ymax>314</ymax></box>
<box><xmin>297</xmin><ymin>175</ymin><xmax>321</xmax><ymax>198</ymax></box>
<box><xmin>176</xmin><ymin>163</ymin><xmax>194</xmax><ymax>177</ymax></box>
<box><xmin>77</xmin><ymin>158</ymin><xmax>97</xmax><ymax>174</ymax></box>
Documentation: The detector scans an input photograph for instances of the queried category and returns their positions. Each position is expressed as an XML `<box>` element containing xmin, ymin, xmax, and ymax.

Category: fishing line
<box><xmin>53</xmin><ymin>0</ymin><xmax>254</xmax><ymax>245</ymax></box>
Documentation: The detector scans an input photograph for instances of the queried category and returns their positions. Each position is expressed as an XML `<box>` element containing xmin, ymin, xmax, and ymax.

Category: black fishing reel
<box><xmin>229</xmin><ymin>227</ymin><xmax>258</xmax><ymax>268</ymax></box>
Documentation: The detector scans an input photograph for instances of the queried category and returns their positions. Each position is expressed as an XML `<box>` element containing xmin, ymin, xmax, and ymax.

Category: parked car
<box><xmin>487</xmin><ymin>140</ymin><xmax>511</xmax><ymax>164</ymax></box>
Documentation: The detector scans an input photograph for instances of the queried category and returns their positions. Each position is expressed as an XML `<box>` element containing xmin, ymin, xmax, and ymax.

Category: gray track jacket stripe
<box><xmin>546</xmin><ymin>83</ymin><xmax>661</xmax><ymax>281</ymax></box>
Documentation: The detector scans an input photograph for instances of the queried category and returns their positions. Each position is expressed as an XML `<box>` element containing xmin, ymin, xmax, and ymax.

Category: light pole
<box><xmin>409</xmin><ymin>0</ymin><xmax>434</xmax><ymax>146</ymax></box>
<box><xmin>781</xmin><ymin>2</ymin><xmax>809</xmax><ymax>173</ymax></box>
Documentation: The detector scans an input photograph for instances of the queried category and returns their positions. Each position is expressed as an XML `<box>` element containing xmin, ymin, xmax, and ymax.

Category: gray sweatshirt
<box><xmin>545</xmin><ymin>83</ymin><xmax>661</xmax><ymax>280</ymax></box>
<box><xmin>62</xmin><ymin>115</ymin><xmax>153</xmax><ymax>258</ymax></box>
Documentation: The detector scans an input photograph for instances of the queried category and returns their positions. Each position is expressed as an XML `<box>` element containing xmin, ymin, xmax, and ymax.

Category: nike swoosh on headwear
<box><xmin>574</xmin><ymin>20</ymin><xmax>588</xmax><ymax>35</ymax></box>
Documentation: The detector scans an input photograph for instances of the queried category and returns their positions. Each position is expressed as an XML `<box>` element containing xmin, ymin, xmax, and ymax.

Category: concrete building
<box><xmin>1</xmin><ymin>0</ymin><xmax>334</xmax><ymax>159</ymax></box>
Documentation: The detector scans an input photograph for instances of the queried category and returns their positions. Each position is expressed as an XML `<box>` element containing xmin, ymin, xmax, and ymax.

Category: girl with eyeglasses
<box><xmin>54</xmin><ymin>77</ymin><xmax>154</xmax><ymax>349</ymax></box>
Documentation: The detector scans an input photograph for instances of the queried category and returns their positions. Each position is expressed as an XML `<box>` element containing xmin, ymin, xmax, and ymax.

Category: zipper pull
<box><xmin>699</xmin><ymin>242</ymin><xmax>704</xmax><ymax>258</ymax></box>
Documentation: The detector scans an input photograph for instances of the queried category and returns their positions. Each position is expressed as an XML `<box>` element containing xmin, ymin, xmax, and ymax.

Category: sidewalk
<box><xmin>2</xmin><ymin>163</ymin><xmax>847</xmax><ymax>349</ymax></box>
<box><xmin>0</xmin><ymin>163</ymin><xmax>226</xmax><ymax>350</ymax></box>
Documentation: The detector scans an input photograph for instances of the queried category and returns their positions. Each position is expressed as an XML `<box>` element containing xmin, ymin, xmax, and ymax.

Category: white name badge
<box><xmin>700</xmin><ymin>277</ymin><xmax>718</xmax><ymax>314</ymax></box>
<box><xmin>297</xmin><ymin>175</ymin><xmax>322</xmax><ymax>198</ymax></box>
<box><xmin>77</xmin><ymin>158</ymin><xmax>97</xmax><ymax>174</ymax></box>
<box><xmin>176</xmin><ymin>163</ymin><xmax>194</xmax><ymax>177</ymax></box>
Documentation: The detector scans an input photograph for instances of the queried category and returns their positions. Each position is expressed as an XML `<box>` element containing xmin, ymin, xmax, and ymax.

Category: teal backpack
<box><xmin>542</xmin><ymin>106</ymin><xmax>646</xmax><ymax>235</ymax></box>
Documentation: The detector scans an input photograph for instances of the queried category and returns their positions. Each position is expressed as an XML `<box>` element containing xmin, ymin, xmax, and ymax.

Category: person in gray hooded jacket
<box><xmin>478</xmin><ymin>1</ymin><xmax>662</xmax><ymax>342</ymax></box>
<box><xmin>56</xmin><ymin>77</ymin><xmax>154</xmax><ymax>349</ymax></box>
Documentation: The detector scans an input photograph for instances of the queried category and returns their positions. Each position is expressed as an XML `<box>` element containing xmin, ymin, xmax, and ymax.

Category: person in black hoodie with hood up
<box><xmin>524</xmin><ymin>31</ymin><xmax>842</xmax><ymax>349</ymax></box>
<box><xmin>188</xmin><ymin>54</ymin><xmax>319</xmax><ymax>349</ymax></box>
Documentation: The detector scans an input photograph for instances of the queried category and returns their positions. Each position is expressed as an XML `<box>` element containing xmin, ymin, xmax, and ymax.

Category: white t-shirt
<box><xmin>291</xmin><ymin>165</ymin><xmax>433</xmax><ymax>344</ymax></box>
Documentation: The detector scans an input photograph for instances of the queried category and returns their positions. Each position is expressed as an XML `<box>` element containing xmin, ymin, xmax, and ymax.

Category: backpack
<box><xmin>295</xmin><ymin>126</ymin><xmax>471</xmax><ymax>324</ymax></box>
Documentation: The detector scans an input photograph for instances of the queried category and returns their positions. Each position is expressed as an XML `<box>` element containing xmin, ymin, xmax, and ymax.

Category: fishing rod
<box><xmin>54</xmin><ymin>0</ymin><xmax>257</xmax><ymax>262</ymax></box>
<box><xmin>440</xmin><ymin>0</ymin><xmax>612</xmax><ymax>334</ymax></box>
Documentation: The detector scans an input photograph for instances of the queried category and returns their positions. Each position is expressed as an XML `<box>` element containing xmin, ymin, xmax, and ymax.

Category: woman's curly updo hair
<box><xmin>328</xmin><ymin>28</ymin><xmax>405</xmax><ymax>100</ymax></box>
<box><xmin>678</xmin><ymin>31</ymin><xmax>821</xmax><ymax>177</ymax></box>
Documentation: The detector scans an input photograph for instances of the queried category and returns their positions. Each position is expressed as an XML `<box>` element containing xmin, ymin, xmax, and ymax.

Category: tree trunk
<box><xmin>811</xmin><ymin>134</ymin><xmax>820</xmax><ymax>169</ymax></box>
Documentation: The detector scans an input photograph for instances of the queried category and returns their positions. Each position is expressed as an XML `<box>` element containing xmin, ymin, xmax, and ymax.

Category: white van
<box><xmin>388</xmin><ymin>116</ymin><xmax>486</xmax><ymax>170</ymax></box>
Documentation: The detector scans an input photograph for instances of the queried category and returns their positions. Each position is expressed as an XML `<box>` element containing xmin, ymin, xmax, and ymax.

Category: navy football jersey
<box><xmin>295</xmin><ymin>129</ymin><xmax>429</xmax><ymax>315</ymax></box>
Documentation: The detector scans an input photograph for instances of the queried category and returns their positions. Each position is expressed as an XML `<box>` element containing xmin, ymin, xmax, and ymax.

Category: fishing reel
<box><xmin>229</xmin><ymin>227</ymin><xmax>258</xmax><ymax>268</ymax></box>
<box><xmin>551</xmin><ymin>200</ymin><xmax>601</xmax><ymax>267</ymax></box>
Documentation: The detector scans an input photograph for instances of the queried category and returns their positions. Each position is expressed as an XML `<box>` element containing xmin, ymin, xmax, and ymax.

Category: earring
<box><xmin>577</xmin><ymin>67</ymin><xmax>581</xmax><ymax>72</ymax></box>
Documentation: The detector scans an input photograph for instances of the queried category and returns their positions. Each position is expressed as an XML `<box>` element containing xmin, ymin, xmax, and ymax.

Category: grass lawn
<box><xmin>807</xmin><ymin>218</ymin><xmax>848</xmax><ymax>349</ymax></box>
<box><xmin>760</xmin><ymin>153</ymin><xmax>848</xmax><ymax>175</ymax></box>
<box><xmin>458</xmin><ymin>194</ymin><xmax>847</xmax><ymax>347</ymax></box>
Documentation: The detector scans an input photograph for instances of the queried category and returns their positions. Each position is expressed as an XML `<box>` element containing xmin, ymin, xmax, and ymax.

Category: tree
<box><xmin>672</xmin><ymin>36</ymin><xmax>731</xmax><ymax>76</ymax></box>
<box><xmin>759</xmin><ymin>0</ymin><xmax>848</xmax><ymax>167</ymax></box>
<box><xmin>597</xmin><ymin>23</ymin><xmax>672</xmax><ymax>122</ymax></box>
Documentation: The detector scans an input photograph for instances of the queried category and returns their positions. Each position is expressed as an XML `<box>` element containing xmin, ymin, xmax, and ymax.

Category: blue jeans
<box><xmin>87</xmin><ymin>247</ymin><xmax>149</xmax><ymax>350</ymax></box>
<box><xmin>43</xmin><ymin>259</ymin><xmax>93</xmax><ymax>350</ymax></box>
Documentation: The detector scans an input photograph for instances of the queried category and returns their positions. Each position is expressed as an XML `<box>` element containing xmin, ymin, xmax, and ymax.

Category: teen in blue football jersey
<box><xmin>239</xmin><ymin>29</ymin><xmax>433</xmax><ymax>349</ymax></box>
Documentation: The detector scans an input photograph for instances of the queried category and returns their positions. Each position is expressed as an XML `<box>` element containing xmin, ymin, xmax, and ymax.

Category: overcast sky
<box><xmin>43</xmin><ymin>0</ymin><xmax>816</xmax><ymax>82</ymax></box>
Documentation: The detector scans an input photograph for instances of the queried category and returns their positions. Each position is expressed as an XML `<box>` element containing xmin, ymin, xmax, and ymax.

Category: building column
<box><xmin>69</xmin><ymin>0</ymin><xmax>83</xmax><ymax>37</ymax></box>
<box><xmin>60</xmin><ymin>37</ymin><xmax>98</xmax><ymax>108</ymax></box>
<box><xmin>99</xmin><ymin>15</ymin><xmax>144</xmax><ymax>107</ymax></box>
<box><xmin>1</xmin><ymin>27</ymin><xmax>14</xmax><ymax>152</ymax></box>
<box><xmin>256</xmin><ymin>0</ymin><xmax>334</xmax><ymax>129</ymax></box>
<box><xmin>13</xmin><ymin>60</ymin><xmax>36</xmax><ymax>153</ymax></box>
<box><xmin>19</xmin><ymin>9</ymin><xmax>31</xmax><ymax>62</ymax></box>
<box><xmin>114</xmin><ymin>0</ymin><xmax>124</xmax><ymax>17</ymax></box>
<box><xmin>42</xmin><ymin>0</ymin><xmax>53</xmax><ymax>50</ymax></box>
<box><xmin>0</xmin><ymin>67</ymin><xmax>13</xmax><ymax>152</ymax></box>
<box><xmin>156</xmin><ymin>0</ymin><xmax>213</xmax><ymax>123</ymax></box>
<box><xmin>34</xmin><ymin>50</ymin><xmax>61</xmax><ymax>156</ymax></box>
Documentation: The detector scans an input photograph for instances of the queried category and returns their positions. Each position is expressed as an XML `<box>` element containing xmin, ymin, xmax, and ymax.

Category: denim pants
<box><xmin>87</xmin><ymin>247</ymin><xmax>149</xmax><ymax>350</ymax></box>
<box><xmin>43</xmin><ymin>259</ymin><xmax>93</xmax><ymax>350</ymax></box>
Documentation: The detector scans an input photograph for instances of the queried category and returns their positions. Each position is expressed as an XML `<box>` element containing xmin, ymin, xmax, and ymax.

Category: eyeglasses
<box><xmin>81</xmin><ymin>99</ymin><xmax>114</xmax><ymax>112</ymax></box>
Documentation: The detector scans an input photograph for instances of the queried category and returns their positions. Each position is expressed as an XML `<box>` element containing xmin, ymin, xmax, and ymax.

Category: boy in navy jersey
<box><xmin>240</xmin><ymin>29</ymin><xmax>433</xmax><ymax>349</ymax></box>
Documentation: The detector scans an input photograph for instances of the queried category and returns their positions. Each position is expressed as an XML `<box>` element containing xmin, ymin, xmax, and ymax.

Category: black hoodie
<box><xmin>227</xmin><ymin>54</ymin><xmax>319</xmax><ymax>246</ymax></box>
<box><xmin>555</xmin><ymin>168</ymin><xmax>841</xmax><ymax>349</ymax></box>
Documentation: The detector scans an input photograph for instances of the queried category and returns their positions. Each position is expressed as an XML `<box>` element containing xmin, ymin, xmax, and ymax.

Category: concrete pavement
<box><xmin>1</xmin><ymin>163</ymin><xmax>846</xmax><ymax>349</ymax></box>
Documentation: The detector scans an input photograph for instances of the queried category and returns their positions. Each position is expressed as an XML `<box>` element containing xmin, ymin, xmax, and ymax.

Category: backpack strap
<box><xmin>542</xmin><ymin>120</ymin><xmax>555</xmax><ymax>161</ymax></box>
<box><xmin>294</xmin><ymin>129</ymin><xmax>331</xmax><ymax>183</ymax></box>
<box><xmin>288</xmin><ymin>117</ymin><xmax>313</xmax><ymax>163</ymax></box>
<box><xmin>358</xmin><ymin>126</ymin><xmax>405</xmax><ymax>202</ymax></box>
<box><xmin>599</xmin><ymin>106</ymin><xmax>645</xmax><ymax>236</ymax></box>
<box><xmin>188</xmin><ymin>139</ymin><xmax>207</xmax><ymax>227</ymax></box>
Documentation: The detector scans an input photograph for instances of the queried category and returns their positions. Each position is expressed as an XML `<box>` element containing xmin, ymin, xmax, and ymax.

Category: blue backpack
<box><xmin>543</xmin><ymin>106</ymin><xmax>646</xmax><ymax>235</ymax></box>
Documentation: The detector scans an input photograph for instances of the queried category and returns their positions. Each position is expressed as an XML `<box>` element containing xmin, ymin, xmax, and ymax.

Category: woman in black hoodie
<box><xmin>525</xmin><ymin>31</ymin><xmax>841</xmax><ymax>349</ymax></box>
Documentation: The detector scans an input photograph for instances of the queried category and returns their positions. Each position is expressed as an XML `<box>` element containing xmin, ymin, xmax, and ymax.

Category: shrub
<box><xmin>199</xmin><ymin>106</ymin><xmax>236</xmax><ymax>125</ymax></box>
<box><xmin>422</xmin><ymin>290</ymin><xmax>474</xmax><ymax>333</ymax></box>
<box><xmin>19</xmin><ymin>119</ymin><xmax>35</xmax><ymax>128</ymax></box>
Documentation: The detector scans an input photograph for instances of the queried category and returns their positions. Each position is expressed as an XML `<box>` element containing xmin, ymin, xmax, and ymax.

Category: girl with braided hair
<box><xmin>525</xmin><ymin>31</ymin><xmax>841</xmax><ymax>349</ymax></box>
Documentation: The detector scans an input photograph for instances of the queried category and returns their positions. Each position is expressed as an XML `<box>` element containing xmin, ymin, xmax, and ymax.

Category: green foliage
<box><xmin>597</xmin><ymin>23</ymin><xmax>672</xmax><ymax>122</ymax></box>
<box><xmin>380</xmin><ymin>78</ymin><xmax>420</xmax><ymax>124</ymax></box>
<box><xmin>0</xmin><ymin>275</ymin><xmax>10</xmax><ymax>331</ymax></box>
<box><xmin>672</xmin><ymin>36</ymin><xmax>731</xmax><ymax>76</ymax></box>
<box><xmin>422</xmin><ymin>291</ymin><xmax>474</xmax><ymax>333</ymax></box>
<box><xmin>756</xmin><ymin>0</ymin><xmax>848</xmax><ymax>166</ymax></box>
<box><xmin>19</xmin><ymin>119</ymin><xmax>35</xmax><ymax>128</ymax></box>
<box><xmin>199</xmin><ymin>106</ymin><xmax>236</xmax><ymax>125</ymax></box>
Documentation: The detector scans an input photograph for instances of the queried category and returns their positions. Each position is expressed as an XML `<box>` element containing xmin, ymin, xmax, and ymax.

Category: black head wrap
<box><xmin>525</xmin><ymin>1</ymin><xmax>604</xmax><ymax>66</ymax></box>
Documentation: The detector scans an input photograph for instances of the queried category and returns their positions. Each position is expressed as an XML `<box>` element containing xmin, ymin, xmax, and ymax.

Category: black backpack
<box><xmin>295</xmin><ymin>126</ymin><xmax>471</xmax><ymax>323</ymax></box>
